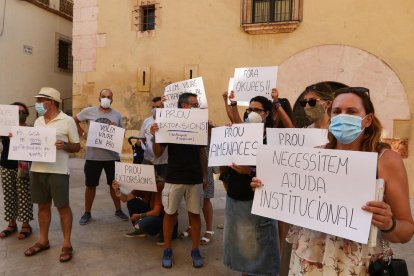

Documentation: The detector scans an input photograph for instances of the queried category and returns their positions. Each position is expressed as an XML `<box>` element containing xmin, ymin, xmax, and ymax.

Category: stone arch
<box><xmin>277</xmin><ymin>44</ymin><xmax>410</xmax><ymax>139</ymax></box>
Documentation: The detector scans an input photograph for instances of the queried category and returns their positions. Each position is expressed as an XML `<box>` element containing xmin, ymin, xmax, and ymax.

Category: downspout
<box><xmin>0</xmin><ymin>0</ymin><xmax>6</xmax><ymax>36</ymax></box>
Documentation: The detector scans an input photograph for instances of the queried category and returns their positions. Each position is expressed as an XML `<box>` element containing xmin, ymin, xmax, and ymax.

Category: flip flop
<box><xmin>59</xmin><ymin>246</ymin><xmax>73</xmax><ymax>262</ymax></box>
<box><xmin>18</xmin><ymin>225</ymin><xmax>32</xmax><ymax>240</ymax></box>
<box><xmin>24</xmin><ymin>242</ymin><xmax>50</xmax><ymax>257</ymax></box>
<box><xmin>0</xmin><ymin>225</ymin><xmax>17</xmax><ymax>238</ymax></box>
<box><xmin>200</xmin><ymin>231</ymin><xmax>214</xmax><ymax>245</ymax></box>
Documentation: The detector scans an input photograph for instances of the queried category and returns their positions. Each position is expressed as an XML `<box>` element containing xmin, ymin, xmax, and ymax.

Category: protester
<box><xmin>252</xmin><ymin>87</ymin><xmax>414</xmax><ymax>275</ymax></box>
<box><xmin>151</xmin><ymin>92</ymin><xmax>207</xmax><ymax>268</ymax></box>
<box><xmin>0</xmin><ymin>102</ymin><xmax>33</xmax><ymax>239</ymax></box>
<box><xmin>75</xmin><ymin>89</ymin><xmax>129</xmax><ymax>225</ymax></box>
<box><xmin>24</xmin><ymin>87</ymin><xmax>80</xmax><ymax>262</ymax></box>
<box><xmin>180</xmin><ymin>121</ymin><xmax>216</xmax><ymax>246</ymax></box>
<box><xmin>270</xmin><ymin>88</ymin><xmax>295</xmax><ymax>128</ymax></box>
<box><xmin>222</xmin><ymin>95</ymin><xmax>281</xmax><ymax>276</ymax></box>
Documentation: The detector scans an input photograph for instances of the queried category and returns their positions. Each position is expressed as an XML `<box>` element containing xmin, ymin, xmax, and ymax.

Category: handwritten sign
<box><xmin>164</xmin><ymin>77</ymin><xmax>208</xmax><ymax>108</ymax></box>
<box><xmin>208</xmin><ymin>123</ymin><xmax>263</xmax><ymax>166</ymax></box>
<box><xmin>251</xmin><ymin>145</ymin><xmax>378</xmax><ymax>244</ymax></box>
<box><xmin>155</xmin><ymin>108</ymin><xmax>208</xmax><ymax>145</ymax></box>
<box><xmin>227</xmin><ymin>78</ymin><xmax>249</xmax><ymax>107</ymax></box>
<box><xmin>0</xmin><ymin>105</ymin><xmax>19</xmax><ymax>136</ymax></box>
<box><xmin>267</xmin><ymin>128</ymin><xmax>329</xmax><ymax>148</ymax></box>
<box><xmin>233</xmin><ymin>66</ymin><xmax>278</xmax><ymax>102</ymax></box>
<box><xmin>86</xmin><ymin>121</ymin><xmax>125</xmax><ymax>153</ymax></box>
<box><xmin>8</xmin><ymin>126</ymin><xmax>56</xmax><ymax>162</ymax></box>
<box><xmin>115</xmin><ymin>162</ymin><xmax>157</xmax><ymax>193</ymax></box>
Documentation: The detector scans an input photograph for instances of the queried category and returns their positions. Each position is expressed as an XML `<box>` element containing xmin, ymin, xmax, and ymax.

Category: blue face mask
<box><xmin>328</xmin><ymin>114</ymin><xmax>366</xmax><ymax>144</ymax></box>
<box><xmin>35</xmin><ymin>102</ymin><xmax>46</xmax><ymax>116</ymax></box>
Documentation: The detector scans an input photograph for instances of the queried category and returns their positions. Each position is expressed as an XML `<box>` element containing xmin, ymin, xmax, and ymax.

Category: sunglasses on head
<box><xmin>299</xmin><ymin>98</ymin><xmax>323</xmax><ymax>107</ymax></box>
<box><xmin>334</xmin><ymin>87</ymin><xmax>370</xmax><ymax>98</ymax></box>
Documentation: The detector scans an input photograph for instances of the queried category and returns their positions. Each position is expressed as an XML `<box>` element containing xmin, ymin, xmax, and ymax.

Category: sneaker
<box><xmin>79</xmin><ymin>212</ymin><xmax>91</xmax><ymax>225</ymax></box>
<box><xmin>162</xmin><ymin>248</ymin><xmax>173</xmax><ymax>268</ymax></box>
<box><xmin>191</xmin><ymin>248</ymin><xmax>203</xmax><ymax>268</ymax></box>
<box><xmin>115</xmin><ymin>210</ymin><xmax>129</xmax><ymax>221</ymax></box>
<box><xmin>124</xmin><ymin>229</ymin><xmax>146</xmax><ymax>238</ymax></box>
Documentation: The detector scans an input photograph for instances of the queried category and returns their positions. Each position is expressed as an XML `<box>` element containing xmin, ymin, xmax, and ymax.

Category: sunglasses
<box><xmin>334</xmin><ymin>87</ymin><xmax>370</xmax><ymax>98</ymax></box>
<box><xmin>299</xmin><ymin>98</ymin><xmax>323</xmax><ymax>107</ymax></box>
<box><xmin>246</xmin><ymin>107</ymin><xmax>264</xmax><ymax>113</ymax></box>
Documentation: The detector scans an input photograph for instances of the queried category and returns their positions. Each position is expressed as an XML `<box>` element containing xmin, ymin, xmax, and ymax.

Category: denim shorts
<box><xmin>224</xmin><ymin>196</ymin><xmax>280</xmax><ymax>276</ymax></box>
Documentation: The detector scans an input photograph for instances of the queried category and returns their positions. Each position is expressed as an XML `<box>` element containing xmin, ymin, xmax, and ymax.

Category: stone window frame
<box><xmin>241</xmin><ymin>0</ymin><xmax>303</xmax><ymax>34</ymax></box>
<box><xmin>132</xmin><ymin>1</ymin><xmax>162</xmax><ymax>38</ymax></box>
<box><xmin>55</xmin><ymin>33</ymin><xmax>73</xmax><ymax>74</ymax></box>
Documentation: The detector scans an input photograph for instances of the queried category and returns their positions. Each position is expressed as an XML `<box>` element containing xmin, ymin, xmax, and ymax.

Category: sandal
<box><xmin>0</xmin><ymin>225</ymin><xmax>17</xmax><ymax>238</ymax></box>
<box><xmin>18</xmin><ymin>225</ymin><xmax>32</xmax><ymax>240</ymax></box>
<box><xmin>179</xmin><ymin>226</ymin><xmax>191</xmax><ymax>238</ymax></box>
<box><xmin>200</xmin><ymin>231</ymin><xmax>214</xmax><ymax>245</ymax></box>
<box><xmin>24</xmin><ymin>242</ymin><xmax>50</xmax><ymax>257</ymax></box>
<box><xmin>59</xmin><ymin>246</ymin><xmax>73</xmax><ymax>262</ymax></box>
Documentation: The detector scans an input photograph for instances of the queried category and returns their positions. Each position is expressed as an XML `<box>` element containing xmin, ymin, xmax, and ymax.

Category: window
<box><xmin>56</xmin><ymin>35</ymin><xmax>72</xmax><ymax>73</ymax></box>
<box><xmin>141</xmin><ymin>5</ymin><xmax>155</xmax><ymax>31</ymax></box>
<box><xmin>242</xmin><ymin>0</ymin><xmax>302</xmax><ymax>34</ymax></box>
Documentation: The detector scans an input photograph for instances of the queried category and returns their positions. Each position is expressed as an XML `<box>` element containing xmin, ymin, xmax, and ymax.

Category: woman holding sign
<box><xmin>252</xmin><ymin>87</ymin><xmax>414</xmax><ymax>275</ymax></box>
<box><xmin>223</xmin><ymin>95</ymin><xmax>281</xmax><ymax>276</ymax></box>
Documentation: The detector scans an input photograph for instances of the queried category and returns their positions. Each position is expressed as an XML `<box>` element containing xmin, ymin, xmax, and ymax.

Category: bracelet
<box><xmin>230</xmin><ymin>101</ymin><xmax>237</xmax><ymax>107</ymax></box>
<box><xmin>381</xmin><ymin>216</ymin><xmax>396</xmax><ymax>233</ymax></box>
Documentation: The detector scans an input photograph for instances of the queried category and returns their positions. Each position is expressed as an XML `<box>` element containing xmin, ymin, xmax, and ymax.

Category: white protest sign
<box><xmin>227</xmin><ymin>78</ymin><xmax>249</xmax><ymax>107</ymax></box>
<box><xmin>267</xmin><ymin>128</ymin><xmax>329</xmax><ymax>148</ymax></box>
<box><xmin>233</xmin><ymin>66</ymin><xmax>278</xmax><ymax>102</ymax></box>
<box><xmin>155</xmin><ymin>108</ymin><xmax>208</xmax><ymax>145</ymax></box>
<box><xmin>164</xmin><ymin>77</ymin><xmax>208</xmax><ymax>108</ymax></box>
<box><xmin>86</xmin><ymin>121</ymin><xmax>125</xmax><ymax>153</ymax></box>
<box><xmin>251</xmin><ymin>145</ymin><xmax>378</xmax><ymax>244</ymax></box>
<box><xmin>115</xmin><ymin>162</ymin><xmax>157</xmax><ymax>193</ymax></box>
<box><xmin>0</xmin><ymin>105</ymin><xmax>19</xmax><ymax>136</ymax></box>
<box><xmin>208</xmin><ymin>123</ymin><xmax>263</xmax><ymax>166</ymax></box>
<box><xmin>8</xmin><ymin>126</ymin><xmax>56</xmax><ymax>162</ymax></box>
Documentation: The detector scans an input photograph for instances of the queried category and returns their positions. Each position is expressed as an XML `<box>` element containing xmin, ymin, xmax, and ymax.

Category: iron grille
<box><xmin>141</xmin><ymin>5</ymin><xmax>155</xmax><ymax>31</ymax></box>
<box><xmin>242</xmin><ymin>0</ymin><xmax>302</xmax><ymax>24</ymax></box>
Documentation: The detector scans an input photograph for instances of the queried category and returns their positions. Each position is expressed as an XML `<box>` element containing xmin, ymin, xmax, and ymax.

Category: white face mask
<box><xmin>245</xmin><ymin>112</ymin><xmax>263</xmax><ymax>123</ymax></box>
<box><xmin>100</xmin><ymin>98</ymin><xmax>111</xmax><ymax>109</ymax></box>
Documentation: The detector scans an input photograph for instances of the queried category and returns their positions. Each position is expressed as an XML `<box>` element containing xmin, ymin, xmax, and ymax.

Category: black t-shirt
<box><xmin>226</xmin><ymin>168</ymin><xmax>254</xmax><ymax>201</ymax></box>
<box><xmin>165</xmin><ymin>143</ymin><xmax>203</xmax><ymax>184</ymax></box>
<box><xmin>0</xmin><ymin>137</ymin><xmax>18</xmax><ymax>169</ymax></box>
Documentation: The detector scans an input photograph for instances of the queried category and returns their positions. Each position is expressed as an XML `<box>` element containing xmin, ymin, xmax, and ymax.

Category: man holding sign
<box><xmin>151</xmin><ymin>93</ymin><xmax>207</xmax><ymax>269</ymax></box>
<box><xmin>25</xmin><ymin>88</ymin><xmax>80</xmax><ymax>263</ymax></box>
<box><xmin>74</xmin><ymin>88</ymin><xmax>128</xmax><ymax>225</ymax></box>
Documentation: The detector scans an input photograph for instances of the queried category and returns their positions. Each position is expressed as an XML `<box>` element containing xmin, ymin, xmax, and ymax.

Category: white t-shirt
<box><xmin>139</xmin><ymin>116</ymin><xmax>168</xmax><ymax>165</ymax></box>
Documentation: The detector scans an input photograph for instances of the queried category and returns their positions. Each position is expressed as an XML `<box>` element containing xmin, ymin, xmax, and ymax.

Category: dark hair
<box><xmin>11</xmin><ymin>102</ymin><xmax>29</xmax><ymax>116</ymax></box>
<box><xmin>326</xmin><ymin>88</ymin><xmax>389</xmax><ymax>153</ymax></box>
<box><xmin>177</xmin><ymin>92</ymin><xmax>198</xmax><ymax>108</ymax></box>
<box><xmin>152</xmin><ymin>97</ymin><xmax>161</xmax><ymax>102</ymax></box>
<box><xmin>249</xmin><ymin>96</ymin><xmax>274</xmax><ymax>128</ymax></box>
<box><xmin>99</xmin><ymin>88</ymin><xmax>113</xmax><ymax>97</ymax></box>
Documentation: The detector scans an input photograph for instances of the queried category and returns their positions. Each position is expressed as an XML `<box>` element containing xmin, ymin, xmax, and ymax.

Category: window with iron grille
<box><xmin>253</xmin><ymin>0</ymin><xmax>292</xmax><ymax>23</ymax></box>
<box><xmin>141</xmin><ymin>5</ymin><xmax>156</xmax><ymax>31</ymax></box>
<box><xmin>59</xmin><ymin>0</ymin><xmax>73</xmax><ymax>17</ymax></box>
<box><xmin>56</xmin><ymin>36</ymin><xmax>72</xmax><ymax>73</ymax></box>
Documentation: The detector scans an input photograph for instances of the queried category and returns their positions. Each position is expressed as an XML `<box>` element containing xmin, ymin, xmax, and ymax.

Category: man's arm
<box><xmin>149</xmin><ymin>123</ymin><xmax>165</xmax><ymax>157</ymax></box>
<box><xmin>56</xmin><ymin>140</ymin><xmax>81</xmax><ymax>153</ymax></box>
<box><xmin>73</xmin><ymin>116</ymin><xmax>86</xmax><ymax>139</ymax></box>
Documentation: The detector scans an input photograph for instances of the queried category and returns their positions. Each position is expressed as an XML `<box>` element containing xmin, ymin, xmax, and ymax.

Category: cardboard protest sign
<box><xmin>155</xmin><ymin>108</ymin><xmax>208</xmax><ymax>145</ymax></box>
<box><xmin>233</xmin><ymin>66</ymin><xmax>278</xmax><ymax>102</ymax></box>
<box><xmin>86</xmin><ymin>121</ymin><xmax>125</xmax><ymax>153</ymax></box>
<box><xmin>0</xmin><ymin>105</ymin><xmax>19</xmax><ymax>136</ymax></box>
<box><xmin>208</xmin><ymin>123</ymin><xmax>264</xmax><ymax>166</ymax></box>
<box><xmin>251</xmin><ymin>145</ymin><xmax>378</xmax><ymax>244</ymax></box>
<box><xmin>164</xmin><ymin>77</ymin><xmax>208</xmax><ymax>108</ymax></box>
<box><xmin>115</xmin><ymin>162</ymin><xmax>157</xmax><ymax>193</ymax></box>
<box><xmin>227</xmin><ymin>78</ymin><xmax>249</xmax><ymax>107</ymax></box>
<box><xmin>8</xmin><ymin>126</ymin><xmax>56</xmax><ymax>162</ymax></box>
<box><xmin>267</xmin><ymin>128</ymin><xmax>329</xmax><ymax>148</ymax></box>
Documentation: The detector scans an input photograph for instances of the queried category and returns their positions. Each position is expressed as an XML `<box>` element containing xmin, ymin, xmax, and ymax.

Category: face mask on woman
<box><xmin>245</xmin><ymin>111</ymin><xmax>263</xmax><ymax>123</ymax></box>
<box><xmin>328</xmin><ymin>114</ymin><xmax>366</xmax><ymax>144</ymax></box>
<box><xmin>35</xmin><ymin>102</ymin><xmax>46</xmax><ymax>116</ymax></box>
<box><xmin>100</xmin><ymin>98</ymin><xmax>111</xmax><ymax>109</ymax></box>
<box><xmin>304</xmin><ymin>104</ymin><xmax>325</xmax><ymax>121</ymax></box>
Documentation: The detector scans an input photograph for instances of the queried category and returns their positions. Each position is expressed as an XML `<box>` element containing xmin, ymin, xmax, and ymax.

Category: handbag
<box><xmin>368</xmin><ymin>239</ymin><xmax>409</xmax><ymax>276</ymax></box>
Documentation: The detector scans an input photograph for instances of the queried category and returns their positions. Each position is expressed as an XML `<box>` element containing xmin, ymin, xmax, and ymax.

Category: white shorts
<box><xmin>162</xmin><ymin>183</ymin><xmax>204</xmax><ymax>215</ymax></box>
